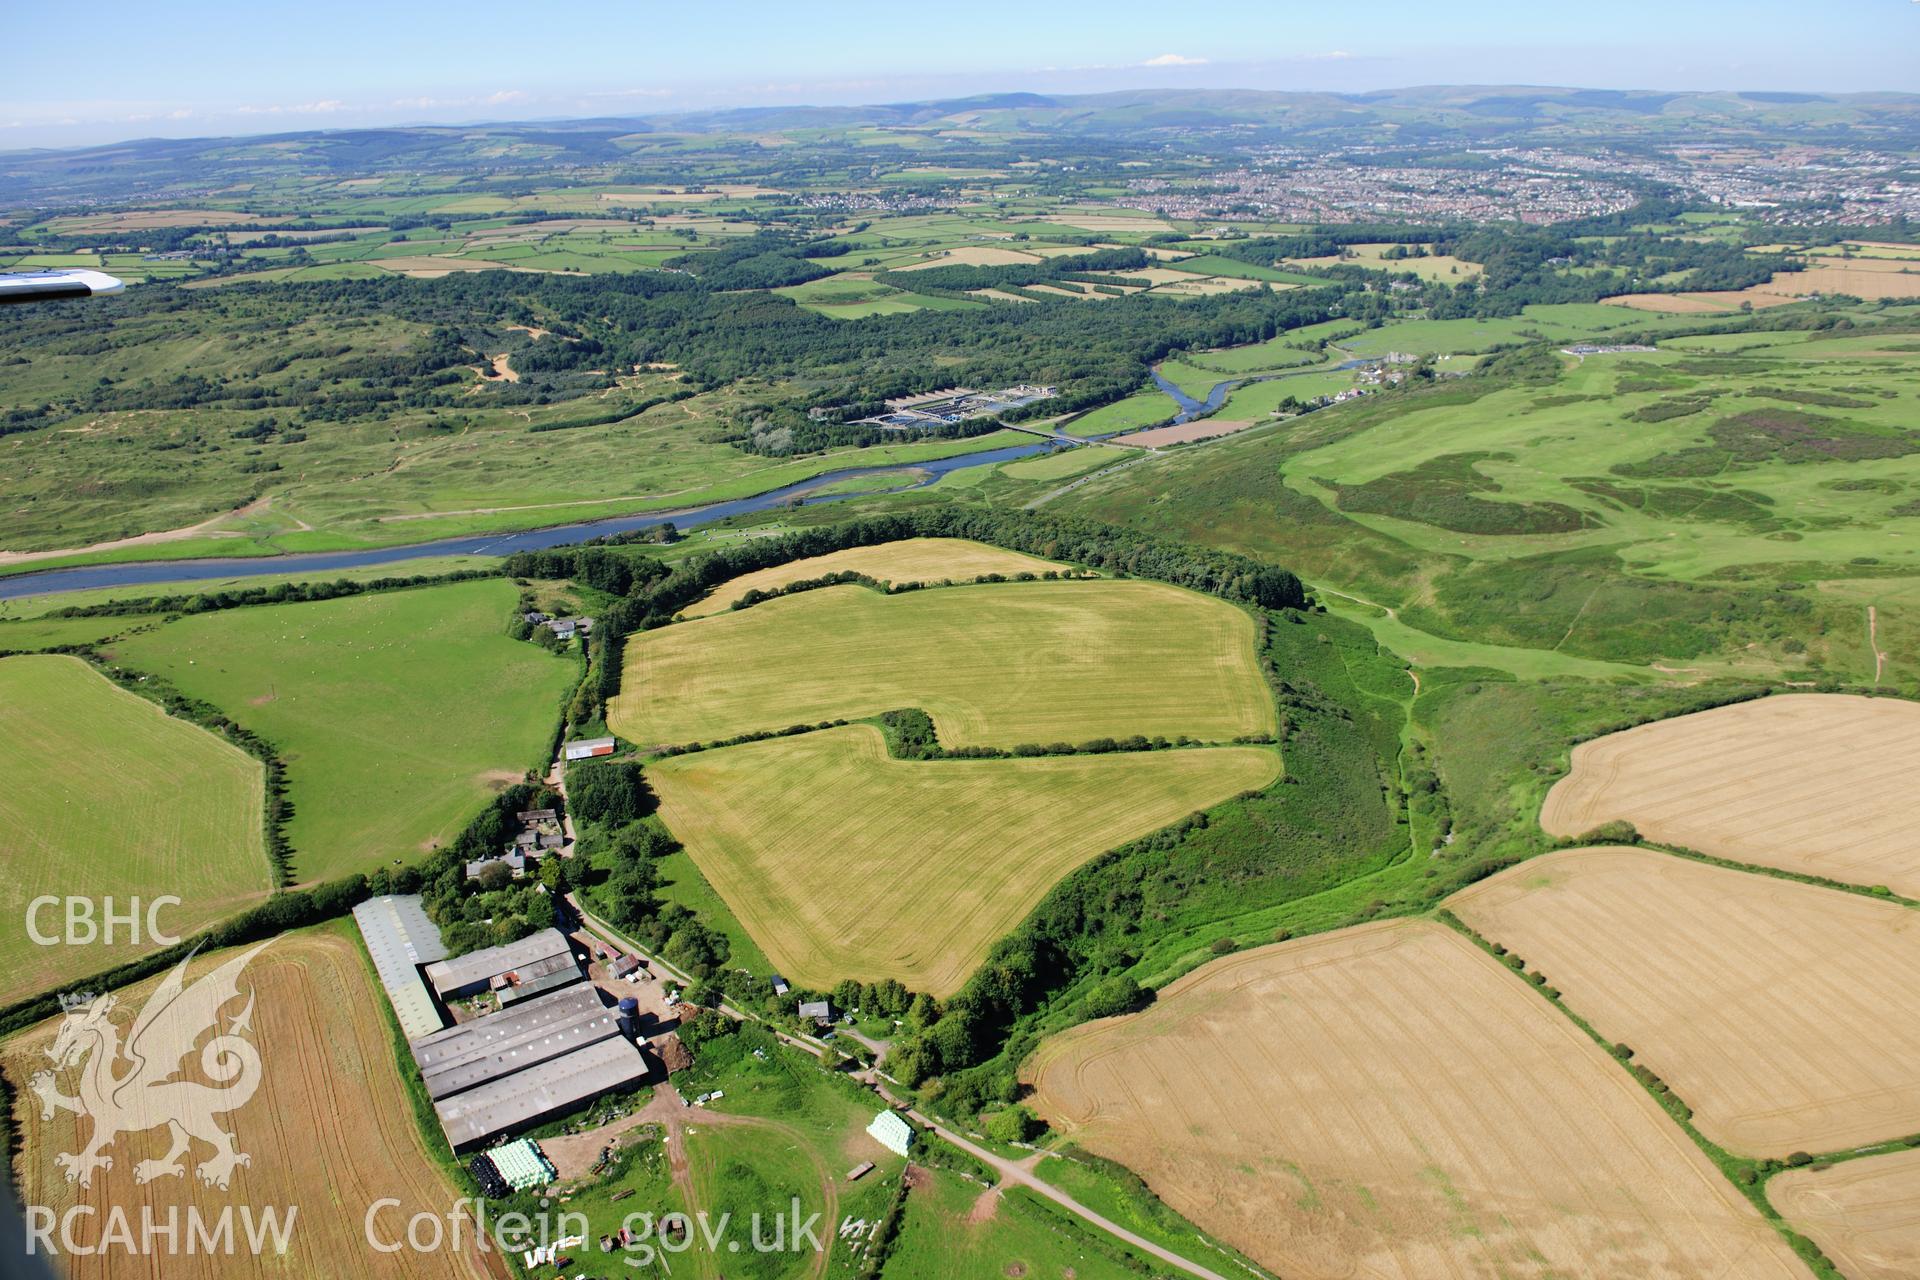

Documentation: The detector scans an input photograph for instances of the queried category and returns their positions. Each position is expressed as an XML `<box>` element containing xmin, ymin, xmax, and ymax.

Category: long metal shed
<box><xmin>352</xmin><ymin>895</ymin><xmax>451</xmax><ymax>1041</ymax></box>
<box><xmin>412</xmin><ymin>985</ymin><xmax>618</xmax><ymax>1099</ymax></box>
<box><xmin>432</xmin><ymin>1036</ymin><xmax>649</xmax><ymax>1152</ymax></box>
<box><xmin>423</xmin><ymin>928</ymin><xmax>575</xmax><ymax>999</ymax></box>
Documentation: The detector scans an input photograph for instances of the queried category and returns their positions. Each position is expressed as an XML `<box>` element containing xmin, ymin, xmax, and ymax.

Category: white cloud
<box><xmin>1141</xmin><ymin>53</ymin><xmax>1207</xmax><ymax>67</ymax></box>
<box><xmin>234</xmin><ymin>99</ymin><xmax>347</xmax><ymax>116</ymax></box>
<box><xmin>484</xmin><ymin>89</ymin><xmax>530</xmax><ymax>105</ymax></box>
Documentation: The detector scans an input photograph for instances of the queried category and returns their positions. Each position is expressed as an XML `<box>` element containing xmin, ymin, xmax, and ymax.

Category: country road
<box><xmin>869</xmin><ymin>1080</ymin><xmax>1241</xmax><ymax>1280</ymax></box>
<box><xmin>562</xmin><ymin>895</ymin><xmax>1241</xmax><ymax>1280</ymax></box>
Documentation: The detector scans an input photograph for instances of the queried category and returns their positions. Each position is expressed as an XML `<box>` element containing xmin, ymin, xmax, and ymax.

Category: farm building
<box><xmin>867</xmin><ymin>1110</ymin><xmax>915</xmax><ymax>1157</ymax></box>
<box><xmin>610</xmin><ymin>954</ymin><xmax>643</xmax><ymax>979</ymax></box>
<box><xmin>412</xmin><ymin>984</ymin><xmax>623</xmax><ymax>1100</ymax></box>
<box><xmin>424</xmin><ymin>928</ymin><xmax>577</xmax><ymax>1001</ymax></box>
<box><xmin>770</xmin><ymin>975</ymin><xmax>791</xmax><ymax>996</ymax></box>
<box><xmin>564</xmin><ymin>736</ymin><xmax>617</xmax><ymax>761</ymax></box>
<box><xmin>797</xmin><ymin>999</ymin><xmax>832</xmax><ymax>1024</ymax></box>
<box><xmin>352</xmin><ymin>894</ymin><xmax>451</xmax><ymax>1041</ymax></box>
<box><xmin>432</xmin><ymin>1035</ymin><xmax>648</xmax><ymax>1152</ymax></box>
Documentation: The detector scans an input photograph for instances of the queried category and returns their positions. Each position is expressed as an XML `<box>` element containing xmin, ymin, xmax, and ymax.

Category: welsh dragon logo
<box><xmin>30</xmin><ymin>942</ymin><xmax>269</xmax><ymax>1190</ymax></box>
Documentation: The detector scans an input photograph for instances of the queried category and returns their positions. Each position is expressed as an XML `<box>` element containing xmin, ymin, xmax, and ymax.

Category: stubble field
<box><xmin>647</xmin><ymin>725</ymin><xmax>1279</xmax><ymax>993</ymax></box>
<box><xmin>1449</xmin><ymin>846</ymin><xmax>1920</xmax><ymax>1156</ymax></box>
<box><xmin>681</xmin><ymin>536</ymin><xmax>1068</xmax><ymax>617</ymax></box>
<box><xmin>5</xmin><ymin>926</ymin><xmax>501</xmax><ymax>1280</ymax></box>
<box><xmin>0</xmin><ymin>654</ymin><xmax>271</xmax><ymax>1000</ymax></box>
<box><xmin>1540</xmin><ymin>694</ymin><xmax>1920</xmax><ymax>893</ymax></box>
<box><xmin>1769</xmin><ymin>1147</ymin><xmax>1920</xmax><ymax>1280</ymax></box>
<box><xmin>1024</xmin><ymin>919</ymin><xmax>1808</xmax><ymax>1279</ymax></box>
<box><xmin>612</xmin><ymin>579</ymin><xmax>1276</xmax><ymax>748</ymax></box>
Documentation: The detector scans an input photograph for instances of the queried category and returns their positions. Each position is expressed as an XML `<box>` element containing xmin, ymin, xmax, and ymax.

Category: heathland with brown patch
<box><xmin>1540</xmin><ymin>693</ymin><xmax>1920</xmax><ymax>894</ymax></box>
<box><xmin>1024</xmin><ymin>919</ymin><xmax>1809</xmax><ymax>1279</ymax></box>
<box><xmin>1449</xmin><ymin>846</ymin><xmax>1920</xmax><ymax>1156</ymax></box>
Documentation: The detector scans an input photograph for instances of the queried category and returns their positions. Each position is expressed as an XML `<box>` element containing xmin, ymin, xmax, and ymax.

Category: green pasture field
<box><xmin>612</xmin><ymin>578</ymin><xmax>1277</xmax><ymax>748</ymax></box>
<box><xmin>106</xmin><ymin>580</ymin><xmax>575</xmax><ymax>883</ymax></box>
<box><xmin>998</xmin><ymin>444</ymin><xmax>1126</xmax><ymax>482</ymax></box>
<box><xmin>1170</xmin><ymin>255</ymin><xmax>1322</xmax><ymax>284</ymax></box>
<box><xmin>1177</xmin><ymin>338</ymin><xmax>1324</xmax><ymax>375</ymax></box>
<box><xmin>1154</xmin><ymin>359</ymin><xmax>1229</xmax><ymax>399</ymax></box>
<box><xmin>1334</xmin><ymin>303</ymin><xmax>1710</xmax><ymax>356</ymax></box>
<box><xmin>1063</xmin><ymin>390</ymin><xmax>1176</xmax><ymax>436</ymax></box>
<box><xmin>0</xmin><ymin>555</ymin><xmax>499</xmax><ymax>619</ymax></box>
<box><xmin>1218</xmin><ymin>369</ymin><xmax>1358</xmax><ymax>416</ymax></box>
<box><xmin>885</xmin><ymin>1169</ymin><xmax>1180</xmax><ymax>1280</ymax></box>
<box><xmin>0</xmin><ymin>613</ymin><xmax>158</xmax><ymax>651</ymax></box>
<box><xmin>648</xmin><ymin>725</ymin><xmax>1279</xmax><ymax>993</ymax></box>
<box><xmin>0</xmin><ymin>654</ymin><xmax>270</xmax><ymax>998</ymax></box>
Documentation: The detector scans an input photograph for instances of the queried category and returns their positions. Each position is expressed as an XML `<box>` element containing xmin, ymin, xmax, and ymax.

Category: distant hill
<box><xmin>4</xmin><ymin>85</ymin><xmax>1917</xmax><ymax>206</ymax></box>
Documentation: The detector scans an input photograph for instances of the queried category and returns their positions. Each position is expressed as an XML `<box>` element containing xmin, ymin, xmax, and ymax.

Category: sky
<box><xmin>4</xmin><ymin>0</ymin><xmax>1916</xmax><ymax>149</ymax></box>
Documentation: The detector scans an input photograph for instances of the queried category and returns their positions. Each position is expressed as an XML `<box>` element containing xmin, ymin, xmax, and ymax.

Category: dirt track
<box><xmin>1540</xmin><ymin>693</ymin><xmax>1920</xmax><ymax>894</ymax></box>
<box><xmin>1025</xmin><ymin>919</ymin><xmax>1808</xmax><ymax>1279</ymax></box>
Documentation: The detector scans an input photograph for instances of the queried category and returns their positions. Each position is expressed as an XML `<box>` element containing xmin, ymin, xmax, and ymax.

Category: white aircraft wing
<box><xmin>0</xmin><ymin>268</ymin><xmax>126</xmax><ymax>306</ymax></box>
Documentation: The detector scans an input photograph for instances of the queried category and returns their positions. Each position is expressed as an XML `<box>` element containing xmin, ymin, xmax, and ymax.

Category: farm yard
<box><xmin>4</xmin><ymin>925</ymin><xmax>500</xmax><ymax>1280</ymax></box>
<box><xmin>613</xmin><ymin>577</ymin><xmax>1276</xmax><ymax>748</ymax></box>
<box><xmin>1540</xmin><ymin>694</ymin><xmax>1920</xmax><ymax>893</ymax></box>
<box><xmin>1770</xmin><ymin>1148</ymin><xmax>1920</xmax><ymax>1280</ymax></box>
<box><xmin>1448</xmin><ymin>846</ymin><xmax>1920</xmax><ymax>1156</ymax></box>
<box><xmin>107</xmin><ymin>580</ymin><xmax>576</xmax><ymax>883</ymax></box>
<box><xmin>0</xmin><ymin>654</ymin><xmax>271</xmax><ymax>1000</ymax></box>
<box><xmin>647</xmin><ymin>725</ymin><xmax>1278</xmax><ymax>993</ymax></box>
<box><xmin>1024</xmin><ymin>920</ymin><xmax>1809</xmax><ymax>1279</ymax></box>
<box><xmin>681</xmin><ymin>536</ymin><xmax>1067</xmax><ymax>616</ymax></box>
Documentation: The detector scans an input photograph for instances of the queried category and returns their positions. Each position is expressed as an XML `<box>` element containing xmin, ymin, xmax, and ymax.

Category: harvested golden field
<box><xmin>1111</xmin><ymin>419</ymin><xmax>1261</xmax><ymax>448</ymax></box>
<box><xmin>1540</xmin><ymin>693</ymin><xmax>1920</xmax><ymax>894</ymax></box>
<box><xmin>1025</xmin><ymin>920</ymin><xmax>1808</xmax><ymax>1279</ymax></box>
<box><xmin>1449</xmin><ymin>846</ymin><xmax>1920</xmax><ymax>1156</ymax></box>
<box><xmin>611</xmin><ymin>579</ymin><xmax>1276</xmax><ymax>748</ymax></box>
<box><xmin>1603</xmin><ymin>292</ymin><xmax>1744</xmax><ymax>313</ymax></box>
<box><xmin>895</xmin><ymin>245</ymin><xmax>1041</xmax><ymax>270</ymax></box>
<box><xmin>1149</xmin><ymin>275</ymin><xmax>1262</xmax><ymax>295</ymax></box>
<box><xmin>1757</xmin><ymin>266</ymin><xmax>1920</xmax><ymax>299</ymax></box>
<box><xmin>5</xmin><ymin>926</ymin><xmax>501</xmax><ymax>1280</ymax></box>
<box><xmin>648</xmin><ymin>725</ymin><xmax>1278</xmax><ymax>994</ymax></box>
<box><xmin>1769</xmin><ymin>1148</ymin><xmax>1920</xmax><ymax>1280</ymax></box>
<box><xmin>683</xmin><ymin>537</ymin><xmax>1068</xmax><ymax>617</ymax></box>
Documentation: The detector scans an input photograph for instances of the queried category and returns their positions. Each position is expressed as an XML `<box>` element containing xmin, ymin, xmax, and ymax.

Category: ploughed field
<box><xmin>647</xmin><ymin>725</ymin><xmax>1278</xmax><ymax>993</ymax></box>
<box><xmin>1449</xmin><ymin>845</ymin><xmax>1920</xmax><ymax>1156</ymax></box>
<box><xmin>1024</xmin><ymin>919</ymin><xmax>1808</xmax><ymax>1280</ymax></box>
<box><xmin>1769</xmin><ymin>1147</ymin><xmax>1920</xmax><ymax>1280</ymax></box>
<box><xmin>1540</xmin><ymin>693</ymin><xmax>1920</xmax><ymax>894</ymax></box>
<box><xmin>108</xmin><ymin>580</ymin><xmax>576</xmax><ymax>883</ymax></box>
<box><xmin>612</xmin><ymin>578</ymin><xmax>1276</xmax><ymax>749</ymax></box>
<box><xmin>4</xmin><ymin>926</ymin><xmax>501</xmax><ymax>1280</ymax></box>
<box><xmin>681</xmin><ymin>536</ymin><xmax>1067</xmax><ymax>617</ymax></box>
<box><xmin>0</xmin><ymin>654</ymin><xmax>271</xmax><ymax>1001</ymax></box>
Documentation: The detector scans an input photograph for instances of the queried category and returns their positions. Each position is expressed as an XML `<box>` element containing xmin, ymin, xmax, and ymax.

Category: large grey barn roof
<box><xmin>432</xmin><ymin>1035</ymin><xmax>648</xmax><ymax>1150</ymax></box>
<box><xmin>423</xmin><ymin>927</ymin><xmax>574</xmax><ymax>996</ymax></box>
<box><xmin>412</xmin><ymin>985</ymin><xmax>614</xmax><ymax>1099</ymax></box>
<box><xmin>352</xmin><ymin>895</ymin><xmax>450</xmax><ymax>1041</ymax></box>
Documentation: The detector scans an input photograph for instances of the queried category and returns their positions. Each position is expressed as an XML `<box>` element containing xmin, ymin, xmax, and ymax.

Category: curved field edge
<box><xmin>3</xmin><ymin>923</ymin><xmax>500</xmax><ymax>1280</ymax></box>
<box><xmin>1539</xmin><ymin>693</ymin><xmax>1920</xmax><ymax>895</ymax></box>
<box><xmin>681</xmin><ymin>536</ymin><xmax>1069</xmax><ymax>617</ymax></box>
<box><xmin>104</xmin><ymin>579</ymin><xmax>577</xmax><ymax>883</ymax></box>
<box><xmin>0</xmin><ymin>653</ymin><xmax>272</xmax><ymax>1002</ymax></box>
<box><xmin>1023</xmin><ymin>919</ymin><xmax>1811</xmax><ymax>1280</ymax></box>
<box><xmin>647</xmin><ymin>725</ymin><xmax>1280</xmax><ymax>994</ymax></box>
<box><xmin>612</xmin><ymin>577</ymin><xmax>1277</xmax><ymax>750</ymax></box>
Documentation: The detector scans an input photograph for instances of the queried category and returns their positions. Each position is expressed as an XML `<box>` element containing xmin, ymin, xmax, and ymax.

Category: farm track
<box><xmin>1450</xmin><ymin>847</ymin><xmax>1920</xmax><ymax>1156</ymax></box>
<box><xmin>1540</xmin><ymin>694</ymin><xmax>1920</xmax><ymax>895</ymax></box>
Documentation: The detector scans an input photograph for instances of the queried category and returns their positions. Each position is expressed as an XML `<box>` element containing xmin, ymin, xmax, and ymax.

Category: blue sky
<box><xmin>4</xmin><ymin>0</ymin><xmax>1914</xmax><ymax>148</ymax></box>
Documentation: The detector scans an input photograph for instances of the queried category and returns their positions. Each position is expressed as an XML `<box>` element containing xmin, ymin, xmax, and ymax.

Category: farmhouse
<box><xmin>564</xmin><ymin>736</ymin><xmax>617</xmax><ymax>761</ymax></box>
<box><xmin>798</xmin><ymin>998</ymin><xmax>832</xmax><ymax>1025</ymax></box>
<box><xmin>424</xmin><ymin>927</ymin><xmax>578</xmax><ymax>1001</ymax></box>
<box><xmin>867</xmin><ymin>1110</ymin><xmax>915</xmax><ymax>1157</ymax></box>
<box><xmin>351</xmin><ymin>894</ymin><xmax>451</xmax><ymax>1041</ymax></box>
